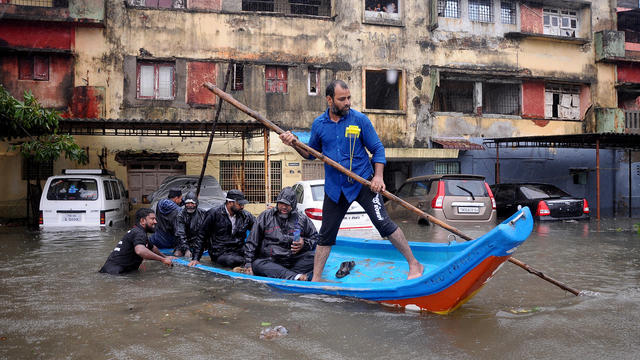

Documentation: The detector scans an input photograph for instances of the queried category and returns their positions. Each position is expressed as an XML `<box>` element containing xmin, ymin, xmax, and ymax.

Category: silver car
<box><xmin>387</xmin><ymin>174</ymin><xmax>497</xmax><ymax>225</ymax></box>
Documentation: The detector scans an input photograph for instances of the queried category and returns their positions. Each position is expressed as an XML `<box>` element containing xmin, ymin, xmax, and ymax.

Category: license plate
<box><xmin>458</xmin><ymin>207</ymin><xmax>479</xmax><ymax>214</ymax></box>
<box><xmin>63</xmin><ymin>214</ymin><xmax>81</xmax><ymax>222</ymax></box>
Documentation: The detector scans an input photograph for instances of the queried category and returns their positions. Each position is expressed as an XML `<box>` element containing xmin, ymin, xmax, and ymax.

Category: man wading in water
<box><xmin>280</xmin><ymin>79</ymin><xmax>424</xmax><ymax>281</ymax></box>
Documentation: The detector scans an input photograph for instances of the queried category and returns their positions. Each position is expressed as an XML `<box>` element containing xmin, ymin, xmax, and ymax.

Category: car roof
<box><xmin>405</xmin><ymin>174</ymin><xmax>486</xmax><ymax>182</ymax></box>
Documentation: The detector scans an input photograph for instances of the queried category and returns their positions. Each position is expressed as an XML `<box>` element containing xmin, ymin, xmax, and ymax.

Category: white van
<box><xmin>39</xmin><ymin>169</ymin><xmax>130</xmax><ymax>228</ymax></box>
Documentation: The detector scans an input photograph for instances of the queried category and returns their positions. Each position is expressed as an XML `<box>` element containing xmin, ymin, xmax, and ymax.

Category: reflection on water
<box><xmin>1</xmin><ymin>218</ymin><xmax>639</xmax><ymax>359</ymax></box>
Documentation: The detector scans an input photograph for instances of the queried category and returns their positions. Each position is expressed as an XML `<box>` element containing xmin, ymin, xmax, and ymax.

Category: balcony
<box><xmin>0</xmin><ymin>0</ymin><xmax>104</xmax><ymax>23</ymax></box>
<box><xmin>594</xmin><ymin>31</ymin><xmax>626</xmax><ymax>62</ymax></box>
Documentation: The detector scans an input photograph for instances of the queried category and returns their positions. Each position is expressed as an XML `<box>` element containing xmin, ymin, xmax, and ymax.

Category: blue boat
<box><xmin>163</xmin><ymin>207</ymin><xmax>533</xmax><ymax>314</ymax></box>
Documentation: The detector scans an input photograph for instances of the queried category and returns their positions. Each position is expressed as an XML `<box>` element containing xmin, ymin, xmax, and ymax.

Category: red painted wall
<box><xmin>0</xmin><ymin>54</ymin><xmax>74</xmax><ymax>109</ymax></box>
<box><xmin>521</xmin><ymin>81</ymin><xmax>545</xmax><ymax>118</ymax></box>
<box><xmin>521</xmin><ymin>5</ymin><xmax>543</xmax><ymax>34</ymax></box>
<box><xmin>189</xmin><ymin>0</ymin><xmax>221</xmax><ymax>10</ymax></box>
<box><xmin>68</xmin><ymin>86</ymin><xmax>105</xmax><ymax>118</ymax></box>
<box><xmin>187</xmin><ymin>61</ymin><xmax>216</xmax><ymax>105</ymax></box>
<box><xmin>617</xmin><ymin>64</ymin><xmax>640</xmax><ymax>83</ymax></box>
<box><xmin>0</xmin><ymin>22</ymin><xmax>73</xmax><ymax>50</ymax></box>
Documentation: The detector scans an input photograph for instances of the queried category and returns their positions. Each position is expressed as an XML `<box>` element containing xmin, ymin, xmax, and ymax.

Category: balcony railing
<box><xmin>2</xmin><ymin>0</ymin><xmax>68</xmax><ymax>7</ymax></box>
<box><xmin>624</xmin><ymin>110</ymin><xmax>640</xmax><ymax>134</ymax></box>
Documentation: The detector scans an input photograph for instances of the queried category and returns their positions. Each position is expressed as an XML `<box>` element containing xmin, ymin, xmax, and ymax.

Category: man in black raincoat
<box><xmin>175</xmin><ymin>192</ymin><xmax>207</xmax><ymax>259</ymax></box>
<box><xmin>244</xmin><ymin>187</ymin><xmax>318</xmax><ymax>281</ymax></box>
<box><xmin>189</xmin><ymin>189</ymin><xmax>255</xmax><ymax>268</ymax></box>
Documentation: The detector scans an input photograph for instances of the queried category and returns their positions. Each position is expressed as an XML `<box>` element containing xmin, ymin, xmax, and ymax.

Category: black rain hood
<box><xmin>183</xmin><ymin>191</ymin><xmax>198</xmax><ymax>207</ymax></box>
<box><xmin>275</xmin><ymin>187</ymin><xmax>297</xmax><ymax>209</ymax></box>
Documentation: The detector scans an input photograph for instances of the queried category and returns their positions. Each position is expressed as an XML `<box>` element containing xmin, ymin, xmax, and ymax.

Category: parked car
<box><xmin>490</xmin><ymin>183</ymin><xmax>590</xmax><ymax>221</ymax></box>
<box><xmin>39</xmin><ymin>169</ymin><xmax>129</xmax><ymax>228</ymax></box>
<box><xmin>149</xmin><ymin>175</ymin><xmax>226</xmax><ymax>211</ymax></box>
<box><xmin>291</xmin><ymin>179</ymin><xmax>381</xmax><ymax>239</ymax></box>
<box><xmin>386</xmin><ymin>174</ymin><xmax>497</xmax><ymax>225</ymax></box>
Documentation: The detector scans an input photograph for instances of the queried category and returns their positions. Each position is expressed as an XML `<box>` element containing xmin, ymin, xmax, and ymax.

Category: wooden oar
<box><xmin>204</xmin><ymin>82</ymin><xmax>582</xmax><ymax>296</ymax></box>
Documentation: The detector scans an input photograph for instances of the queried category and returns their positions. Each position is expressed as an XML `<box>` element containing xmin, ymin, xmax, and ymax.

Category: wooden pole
<box><xmin>264</xmin><ymin>128</ymin><xmax>271</xmax><ymax>206</ymax></box>
<box><xmin>596</xmin><ymin>139</ymin><xmax>600</xmax><ymax>220</ymax></box>
<box><xmin>204</xmin><ymin>83</ymin><xmax>583</xmax><ymax>296</ymax></box>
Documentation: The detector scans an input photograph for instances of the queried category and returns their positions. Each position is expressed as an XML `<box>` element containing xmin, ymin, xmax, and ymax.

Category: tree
<box><xmin>0</xmin><ymin>85</ymin><xmax>88</xmax><ymax>224</ymax></box>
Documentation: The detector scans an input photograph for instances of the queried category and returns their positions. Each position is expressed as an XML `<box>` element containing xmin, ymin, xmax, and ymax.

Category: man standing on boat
<box><xmin>150</xmin><ymin>188</ymin><xmax>183</xmax><ymax>255</ymax></box>
<box><xmin>279</xmin><ymin>79</ymin><xmax>424</xmax><ymax>281</ymax></box>
<box><xmin>99</xmin><ymin>208</ymin><xmax>175</xmax><ymax>275</ymax></box>
<box><xmin>189</xmin><ymin>190</ymin><xmax>255</xmax><ymax>268</ymax></box>
<box><xmin>243</xmin><ymin>187</ymin><xmax>318</xmax><ymax>281</ymax></box>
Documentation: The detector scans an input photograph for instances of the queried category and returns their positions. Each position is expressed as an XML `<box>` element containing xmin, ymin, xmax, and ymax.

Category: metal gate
<box><xmin>127</xmin><ymin>162</ymin><xmax>185</xmax><ymax>203</ymax></box>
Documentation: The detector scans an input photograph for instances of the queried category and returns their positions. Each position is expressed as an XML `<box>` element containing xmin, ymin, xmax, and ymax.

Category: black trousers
<box><xmin>211</xmin><ymin>251</ymin><xmax>245</xmax><ymax>268</ymax></box>
<box><xmin>252</xmin><ymin>252</ymin><xmax>315</xmax><ymax>280</ymax></box>
<box><xmin>318</xmin><ymin>186</ymin><xmax>398</xmax><ymax>246</ymax></box>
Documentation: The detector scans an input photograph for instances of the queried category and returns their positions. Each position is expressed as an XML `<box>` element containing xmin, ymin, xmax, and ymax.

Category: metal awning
<box><xmin>59</xmin><ymin>118</ymin><xmax>265</xmax><ymax>138</ymax></box>
<box><xmin>432</xmin><ymin>138</ymin><xmax>484</xmax><ymax>150</ymax></box>
<box><xmin>483</xmin><ymin>133</ymin><xmax>640</xmax><ymax>150</ymax></box>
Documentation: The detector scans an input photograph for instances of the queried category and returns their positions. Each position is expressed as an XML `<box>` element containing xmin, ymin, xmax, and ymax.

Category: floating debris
<box><xmin>260</xmin><ymin>325</ymin><xmax>288</xmax><ymax>340</ymax></box>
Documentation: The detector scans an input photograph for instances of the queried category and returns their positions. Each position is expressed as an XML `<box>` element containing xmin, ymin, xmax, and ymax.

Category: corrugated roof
<box><xmin>483</xmin><ymin>133</ymin><xmax>640</xmax><ymax>150</ymax></box>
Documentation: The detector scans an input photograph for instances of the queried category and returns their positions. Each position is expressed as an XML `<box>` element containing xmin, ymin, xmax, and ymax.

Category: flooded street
<box><xmin>1</xmin><ymin>219</ymin><xmax>639</xmax><ymax>359</ymax></box>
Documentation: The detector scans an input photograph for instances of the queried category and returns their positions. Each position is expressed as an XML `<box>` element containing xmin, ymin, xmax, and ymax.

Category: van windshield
<box><xmin>47</xmin><ymin>178</ymin><xmax>98</xmax><ymax>201</ymax></box>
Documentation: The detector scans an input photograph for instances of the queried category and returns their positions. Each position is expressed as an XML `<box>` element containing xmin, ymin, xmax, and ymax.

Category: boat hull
<box><xmin>162</xmin><ymin>207</ymin><xmax>533</xmax><ymax>314</ymax></box>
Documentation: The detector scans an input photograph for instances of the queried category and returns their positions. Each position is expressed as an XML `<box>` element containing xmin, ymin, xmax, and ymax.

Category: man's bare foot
<box><xmin>407</xmin><ymin>262</ymin><xmax>424</xmax><ymax>280</ymax></box>
<box><xmin>296</xmin><ymin>274</ymin><xmax>308</xmax><ymax>281</ymax></box>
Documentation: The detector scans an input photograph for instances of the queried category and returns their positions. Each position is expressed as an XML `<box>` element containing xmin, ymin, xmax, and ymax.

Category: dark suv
<box><xmin>387</xmin><ymin>174</ymin><xmax>497</xmax><ymax>225</ymax></box>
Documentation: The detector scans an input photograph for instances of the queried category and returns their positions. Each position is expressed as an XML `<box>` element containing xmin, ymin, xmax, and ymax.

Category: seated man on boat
<box><xmin>149</xmin><ymin>188</ymin><xmax>183</xmax><ymax>256</ymax></box>
<box><xmin>99</xmin><ymin>208</ymin><xmax>175</xmax><ymax>275</ymax></box>
<box><xmin>175</xmin><ymin>192</ymin><xmax>207</xmax><ymax>259</ymax></box>
<box><xmin>243</xmin><ymin>187</ymin><xmax>318</xmax><ymax>281</ymax></box>
<box><xmin>188</xmin><ymin>189</ymin><xmax>255</xmax><ymax>268</ymax></box>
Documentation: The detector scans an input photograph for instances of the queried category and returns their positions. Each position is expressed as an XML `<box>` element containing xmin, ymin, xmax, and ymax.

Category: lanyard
<box><xmin>345</xmin><ymin>125</ymin><xmax>361</xmax><ymax>183</ymax></box>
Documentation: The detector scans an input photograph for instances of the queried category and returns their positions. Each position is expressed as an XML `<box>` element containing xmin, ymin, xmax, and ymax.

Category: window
<box><xmin>242</xmin><ymin>0</ymin><xmax>330</xmax><ymax>16</ymax></box>
<box><xmin>545</xmin><ymin>84</ymin><xmax>580</xmax><ymax>120</ymax></box>
<box><xmin>438</xmin><ymin>0</ymin><xmax>460</xmax><ymax>18</ymax></box>
<box><xmin>500</xmin><ymin>1</ymin><xmax>516</xmax><ymax>24</ymax></box>
<box><xmin>365</xmin><ymin>0</ymin><xmax>398</xmax><ymax>13</ymax></box>
<box><xmin>137</xmin><ymin>62</ymin><xmax>175</xmax><ymax>100</ymax></box>
<box><xmin>22</xmin><ymin>158</ymin><xmax>53</xmax><ymax>180</ymax></box>
<box><xmin>483</xmin><ymin>83</ymin><xmax>520</xmax><ymax>115</ymax></box>
<box><xmin>308</xmin><ymin>68</ymin><xmax>319</xmax><ymax>96</ymax></box>
<box><xmin>543</xmin><ymin>8</ymin><xmax>577</xmax><ymax>37</ymax></box>
<box><xmin>6</xmin><ymin>0</ymin><xmax>67</xmax><ymax>8</ymax></box>
<box><xmin>469</xmin><ymin>0</ymin><xmax>492</xmax><ymax>23</ymax></box>
<box><xmin>570</xmin><ymin>169</ymin><xmax>588</xmax><ymax>185</ymax></box>
<box><xmin>232</xmin><ymin>64</ymin><xmax>244</xmax><ymax>91</ymax></box>
<box><xmin>141</xmin><ymin>0</ymin><xmax>184</xmax><ymax>8</ymax></box>
<box><xmin>219</xmin><ymin>160</ymin><xmax>282</xmax><ymax>203</ymax></box>
<box><xmin>46</xmin><ymin>179</ymin><xmax>98</xmax><ymax>201</ymax></box>
<box><xmin>18</xmin><ymin>55</ymin><xmax>49</xmax><ymax>81</ymax></box>
<box><xmin>364</xmin><ymin>69</ymin><xmax>404</xmax><ymax>111</ymax></box>
<box><xmin>434</xmin><ymin>162</ymin><xmax>460</xmax><ymax>175</ymax></box>
<box><xmin>103</xmin><ymin>181</ymin><xmax>113</xmax><ymax>200</ymax></box>
<box><xmin>302</xmin><ymin>160</ymin><xmax>324</xmax><ymax>180</ymax></box>
<box><xmin>433</xmin><ymin>80</ymin><xmax>474</xmax><ymax>113</ymax></box>
<box><xmin>110</xmin><ymin>181</ymin><xmax>121</xmax><ymax>199</ymax></box>
<box><xmin>265</xmin><ymin>66</ymin><xmax>288</xmax><ymax>93</ymax></box>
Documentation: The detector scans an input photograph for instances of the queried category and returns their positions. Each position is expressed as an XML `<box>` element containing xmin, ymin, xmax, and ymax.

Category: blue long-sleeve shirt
<box><xmin>308</xmin><ymin>108</ymin><xmax>386</xmax><ymax>203</ymax></box>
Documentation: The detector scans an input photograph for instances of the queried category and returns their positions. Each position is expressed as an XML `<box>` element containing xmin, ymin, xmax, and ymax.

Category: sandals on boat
<box><xmin>335</xmin><ymin>261</ymin><xmax>355</xmax><ymax>279</ymax></box>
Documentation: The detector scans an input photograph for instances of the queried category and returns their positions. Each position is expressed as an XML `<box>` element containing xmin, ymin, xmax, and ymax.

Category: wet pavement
<box><xmin>1</xmin><ymin>218</ymin><xmax>639</xmax><ymax>359</ymax></box>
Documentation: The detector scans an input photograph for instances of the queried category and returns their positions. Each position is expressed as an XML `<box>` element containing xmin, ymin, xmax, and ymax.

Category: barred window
<box><xmin>232</xmin><ymin>64</ymin><xmax>244</xmax><ymax>91</ymax></box>
<box><xmin>219</xmin><ymin>160</ymin><xmax>282</xmax><ymax>203</ymax></box>
<box><xmin>500</xmin><ymin>1</ymin><xmax>516</xmax><ymax>24</ymax></box>
<box><xmin>302</xmin><ymin>161</ymin><xmax>324</xmax><ymax>180</ymax></box>
<box><xmin>434</xmin><ymin>162</ymin><xmax>460</xmax><ymax>175</ymax></box>
<box><xmin>433</xmin><ymin>80</ymin><xmax>474</xmax><ymax>113</ymax></box>
<box><xmin>364</xmin><ymin>69</ymin><xmax>404</xmax><ymax>111</ymax></box>
<box><xmin>483</xmin><ymin>83</ymin><xmax>520</xmax><ymax>115</ymax></box>
<box><xmin>242</xmin><ymin>0</ymin><xmax>331</xmax><ymax>16</ymax></box>
<box><xmin>469</xmin><ymin>0</ymin><xmax>493</xmax><ymax>23</ymax></box>
<box><xmin>22</xmin><ymin>158</ymin><xmax>54</xmax><ymax>180</ymax></box>
<box><xmin>437</xmin><ymin>0</ymin><xmax>460</xmax><ymax>18</ymax></box>
<box><xmin>6</xmin><ymin>0</ymin><xmax>69</xmax><ymax>8</ymax></box>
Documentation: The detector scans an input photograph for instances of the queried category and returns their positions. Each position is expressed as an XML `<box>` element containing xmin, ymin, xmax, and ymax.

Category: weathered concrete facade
<box><xmin>2</xmin><ymin>0</ymin><xmax>639</xmax><ymax>219</ymax></box>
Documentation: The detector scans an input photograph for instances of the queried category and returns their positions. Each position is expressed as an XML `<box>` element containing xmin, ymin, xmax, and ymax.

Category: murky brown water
<box><xmin>1</xmin><ymin>218</ymin><xmax>639</xmax><ymax>359</ymax></box>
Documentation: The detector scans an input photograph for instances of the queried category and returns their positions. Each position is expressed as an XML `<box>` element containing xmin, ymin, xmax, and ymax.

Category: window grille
<box><xmin>242</xmin><ymin>0</ymin><xmax>331</xmax><ymax>16</ymax></box>
<box><xmin>433</xmin><ymin>80</ymin><xmax>474</xmax><ymax>113</ymax></box>
<box><xmin>308</xmin><ymin>68</ymin><xmax>319</xmax><ymax>96</ymax></box>
<box><xmin>302</xmin><ymin>161</ymin><xmax>324</xmax><ymax>180</ymax></box>
<box><xmin>7</xmin><ymin>0</ymin><xmax>68</xmax><ymax>8</ymax></box>
<box><xmin>483</xmin><ymin>83</ymin><xmax>520</xmax><ymax>115</ymax></box>
<box><xmin>434</xmin><ymin>162</ymin><xmax>460</xmax><ymax>175</ymax></box>
<box><xmin>22</xmin><ymin>158</ymin><xmax>53</xmax><ymax>180</ymax></box>
<box><xmin>500</xmin><ymin>1</ymin><xmax>516</xmax><ymax>24</ymax></box>
<box><xmin>543</xmin><ymin>8</ymin><xmax>577</xmax><ymax>37</ymax></box>
<box><xmin>469</xmin><ymin>0</ymin><xmax>493</xmax><ymax>23</ymax></box>
<box><xmin>437</xmin><ymin>0</ymin><xmax>460</xmax><ymax>18</ymax></box>
<box><xmin>365</xmin><ymin>69</ymin><xmax>403</xmax><ymax>111</ymax></box>
<box><xmin>219</xmin><ymin>160</ymin><xmax>282</xmax><ymax>203</ymax></box>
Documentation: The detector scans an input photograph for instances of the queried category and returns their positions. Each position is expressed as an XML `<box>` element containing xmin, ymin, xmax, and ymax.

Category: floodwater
<box><xmin>1</xmin><ymin>218</ymin><xmax>639</xmax><ymax>359</ymax></box>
